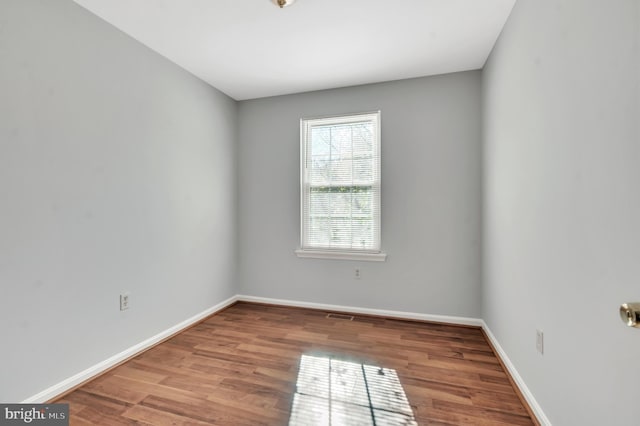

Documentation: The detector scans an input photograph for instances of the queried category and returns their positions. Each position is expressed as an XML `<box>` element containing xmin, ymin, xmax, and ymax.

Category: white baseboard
<box><xmin>236</xmin><ymin>295</ymin><xmax>484</xmax><ymax>327</ymax></box>
<box><xmin>23</xmin><ymin>293</ymin><xmax>550</xmax><ymax>426</ymax></box>
<box><xmin>481</xmin><ymin>321</ymin><xmax>552</xmax><ymax>426</ymax></box>
<box><xmin>22</xmin><ymin>295</ymin><xmax>239</xmax><ymax>403</ymax></box>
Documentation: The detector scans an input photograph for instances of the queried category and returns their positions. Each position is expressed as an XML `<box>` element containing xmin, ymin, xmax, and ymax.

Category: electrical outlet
<box><xmin>120</xmin><ymin>293</ymin><xmax>130</xmax><ymax>311</ymax></box>
<box><xmin>354</xmin><ymin>267</ymin><xmax>361</xmax><ymax>279</ymax></box>
<box><xmin>536</xmin><ymin>329</ymin><xmax>544</xmax><ymax>354</ymax></box>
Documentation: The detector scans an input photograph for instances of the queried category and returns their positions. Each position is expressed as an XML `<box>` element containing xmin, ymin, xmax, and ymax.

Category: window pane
<box><xmin>309</xmin><ymin>217</ymin><xmax>330</xmax><ymax>247</ymax></box>
<box><xmin>310</xmin><ymin>156</ymin><xmax>331</xmax><ymax>185</ymax></box>
<box><xmin>352</xmin><ymin>190</ymin><xmax>372</xmax><ymax>216</ymax></box>
<box><xmin>351</xmin><ymin>218</ymin><xmax>373</xmax><ymax>249</ymax></box>
<box><xmin>309</xmin><ymin>190</ymin><xmax>329</xmax><ymax>216</ymax></box>
<box><xmin>352</xmin><ymin>157</ymin><xmax>373</xmax><ymax>183</ymax></box>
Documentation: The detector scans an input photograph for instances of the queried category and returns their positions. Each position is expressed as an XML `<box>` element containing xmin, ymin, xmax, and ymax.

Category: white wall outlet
<box><xmin>120</xmin><ymin>293</ymin><xmax>130</xmax><ymax>311</ymax></box>
<box><xmin>536</xmin><ymin>329</ymin><xmax>544</xmax><ymax>354</ymax></box>
<box><xmin>354</xmin><ymin>267</ymin><xmax>361</xmax><ymax>279</ymax></box>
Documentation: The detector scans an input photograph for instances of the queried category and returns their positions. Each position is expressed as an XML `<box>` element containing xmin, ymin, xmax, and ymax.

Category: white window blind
<box><xmin>300</xmin><ymin>112</ymin><xmax>381</xmax><ymax>255</ymax></box>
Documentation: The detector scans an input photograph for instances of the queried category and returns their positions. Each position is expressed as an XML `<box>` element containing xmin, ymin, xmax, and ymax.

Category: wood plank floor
<box><xmin>56</xmin><ymin>302</ymin><xmax>536</xmax><ymax>425</ymax></box>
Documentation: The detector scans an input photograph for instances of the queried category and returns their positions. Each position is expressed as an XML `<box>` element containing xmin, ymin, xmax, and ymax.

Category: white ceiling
<box><xmin>73</xmin><ymin>0</ymin><xmax>516</xmax><ymax>101</ymax></box>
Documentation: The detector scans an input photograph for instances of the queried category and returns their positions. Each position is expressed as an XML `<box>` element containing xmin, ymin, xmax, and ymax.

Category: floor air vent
<box><xmin>326</xmin><ymin>313</ymin><xmax>354</xmax><ymax>321</ymax></box>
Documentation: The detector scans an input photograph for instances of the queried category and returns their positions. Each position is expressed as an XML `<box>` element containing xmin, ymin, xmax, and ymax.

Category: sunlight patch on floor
<box><xmin>289</xmin><ymin>354</ymin><xmax>417</xmax><ymax>425</ymax></box>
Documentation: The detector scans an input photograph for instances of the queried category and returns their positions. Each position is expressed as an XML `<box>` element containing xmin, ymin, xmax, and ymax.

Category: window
<box><xmin>296</xmin><ymin>111</ymin><xmax>386</xmax><ymax>261</ymax></box>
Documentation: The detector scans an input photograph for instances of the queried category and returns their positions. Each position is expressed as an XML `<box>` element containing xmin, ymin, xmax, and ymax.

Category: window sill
<box><xmin>295</xmin><ymin>249</ymin><xmax>387</xmax><ymax>262</ymax></box>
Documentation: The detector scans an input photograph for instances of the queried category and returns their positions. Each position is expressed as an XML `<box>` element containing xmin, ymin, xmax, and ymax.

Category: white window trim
<box><xmin>294</xmin><ymin>249</ymin><xmax>387</xmax><ymax>262</ymax></box>
<box><xmin>296</xmin><ymin>111</ymin><xmax>386</xmax><ymax>262</ymax></box>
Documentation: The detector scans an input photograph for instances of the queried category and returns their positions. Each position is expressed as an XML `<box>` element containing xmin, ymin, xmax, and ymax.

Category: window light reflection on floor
<box><xmin>289</xmin><ymin>354</ymin><xmax>418</xmax><ymax>425</ymax></box>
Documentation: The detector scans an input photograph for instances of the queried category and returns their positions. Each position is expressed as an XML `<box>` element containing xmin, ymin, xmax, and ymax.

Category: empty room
<box><xmin>1</xmin><ymin>0</ymin><xmax>639</xmax><ymax>424</ymax></box>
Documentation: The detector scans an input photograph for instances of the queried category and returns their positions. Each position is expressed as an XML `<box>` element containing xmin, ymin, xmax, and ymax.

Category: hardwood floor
<box><xmin>56</xmin><ymin>302</ymin><xmax>536</xmax><ymax>425</ymax></box>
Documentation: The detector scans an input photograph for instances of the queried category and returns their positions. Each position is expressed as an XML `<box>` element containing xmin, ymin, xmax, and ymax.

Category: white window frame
<box><xmin>295</xmin><ymin>111</ymin><xmax>386</xmax><ymax>262</ymax></box>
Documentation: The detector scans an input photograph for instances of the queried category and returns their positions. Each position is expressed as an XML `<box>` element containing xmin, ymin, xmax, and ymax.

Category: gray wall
<box><xmin>482</xmin><ymin>0</ymin><xmax>640</xmax><ymax>424</ymax></box>
<box><xmin>0</xmin><ymin>0</ymin><xmax>237</xmax><ymax>402</ymax></box>
<box><xmin>238</xmin><ymin>73</ymin><xmax>482</xmax><ymax>317</ymax></box>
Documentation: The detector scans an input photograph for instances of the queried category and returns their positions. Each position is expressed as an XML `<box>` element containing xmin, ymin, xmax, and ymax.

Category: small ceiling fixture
<box><xmin>272</xmin><ymin>0</ymin><xmax>296</xmax><ymax>8</ymax></box>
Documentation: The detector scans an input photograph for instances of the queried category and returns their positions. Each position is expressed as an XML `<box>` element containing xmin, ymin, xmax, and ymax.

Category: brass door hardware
<box><xmin>620</xmin><ymin>303</ymin><xmax>640</xmax><ymax>328</ymax></box>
